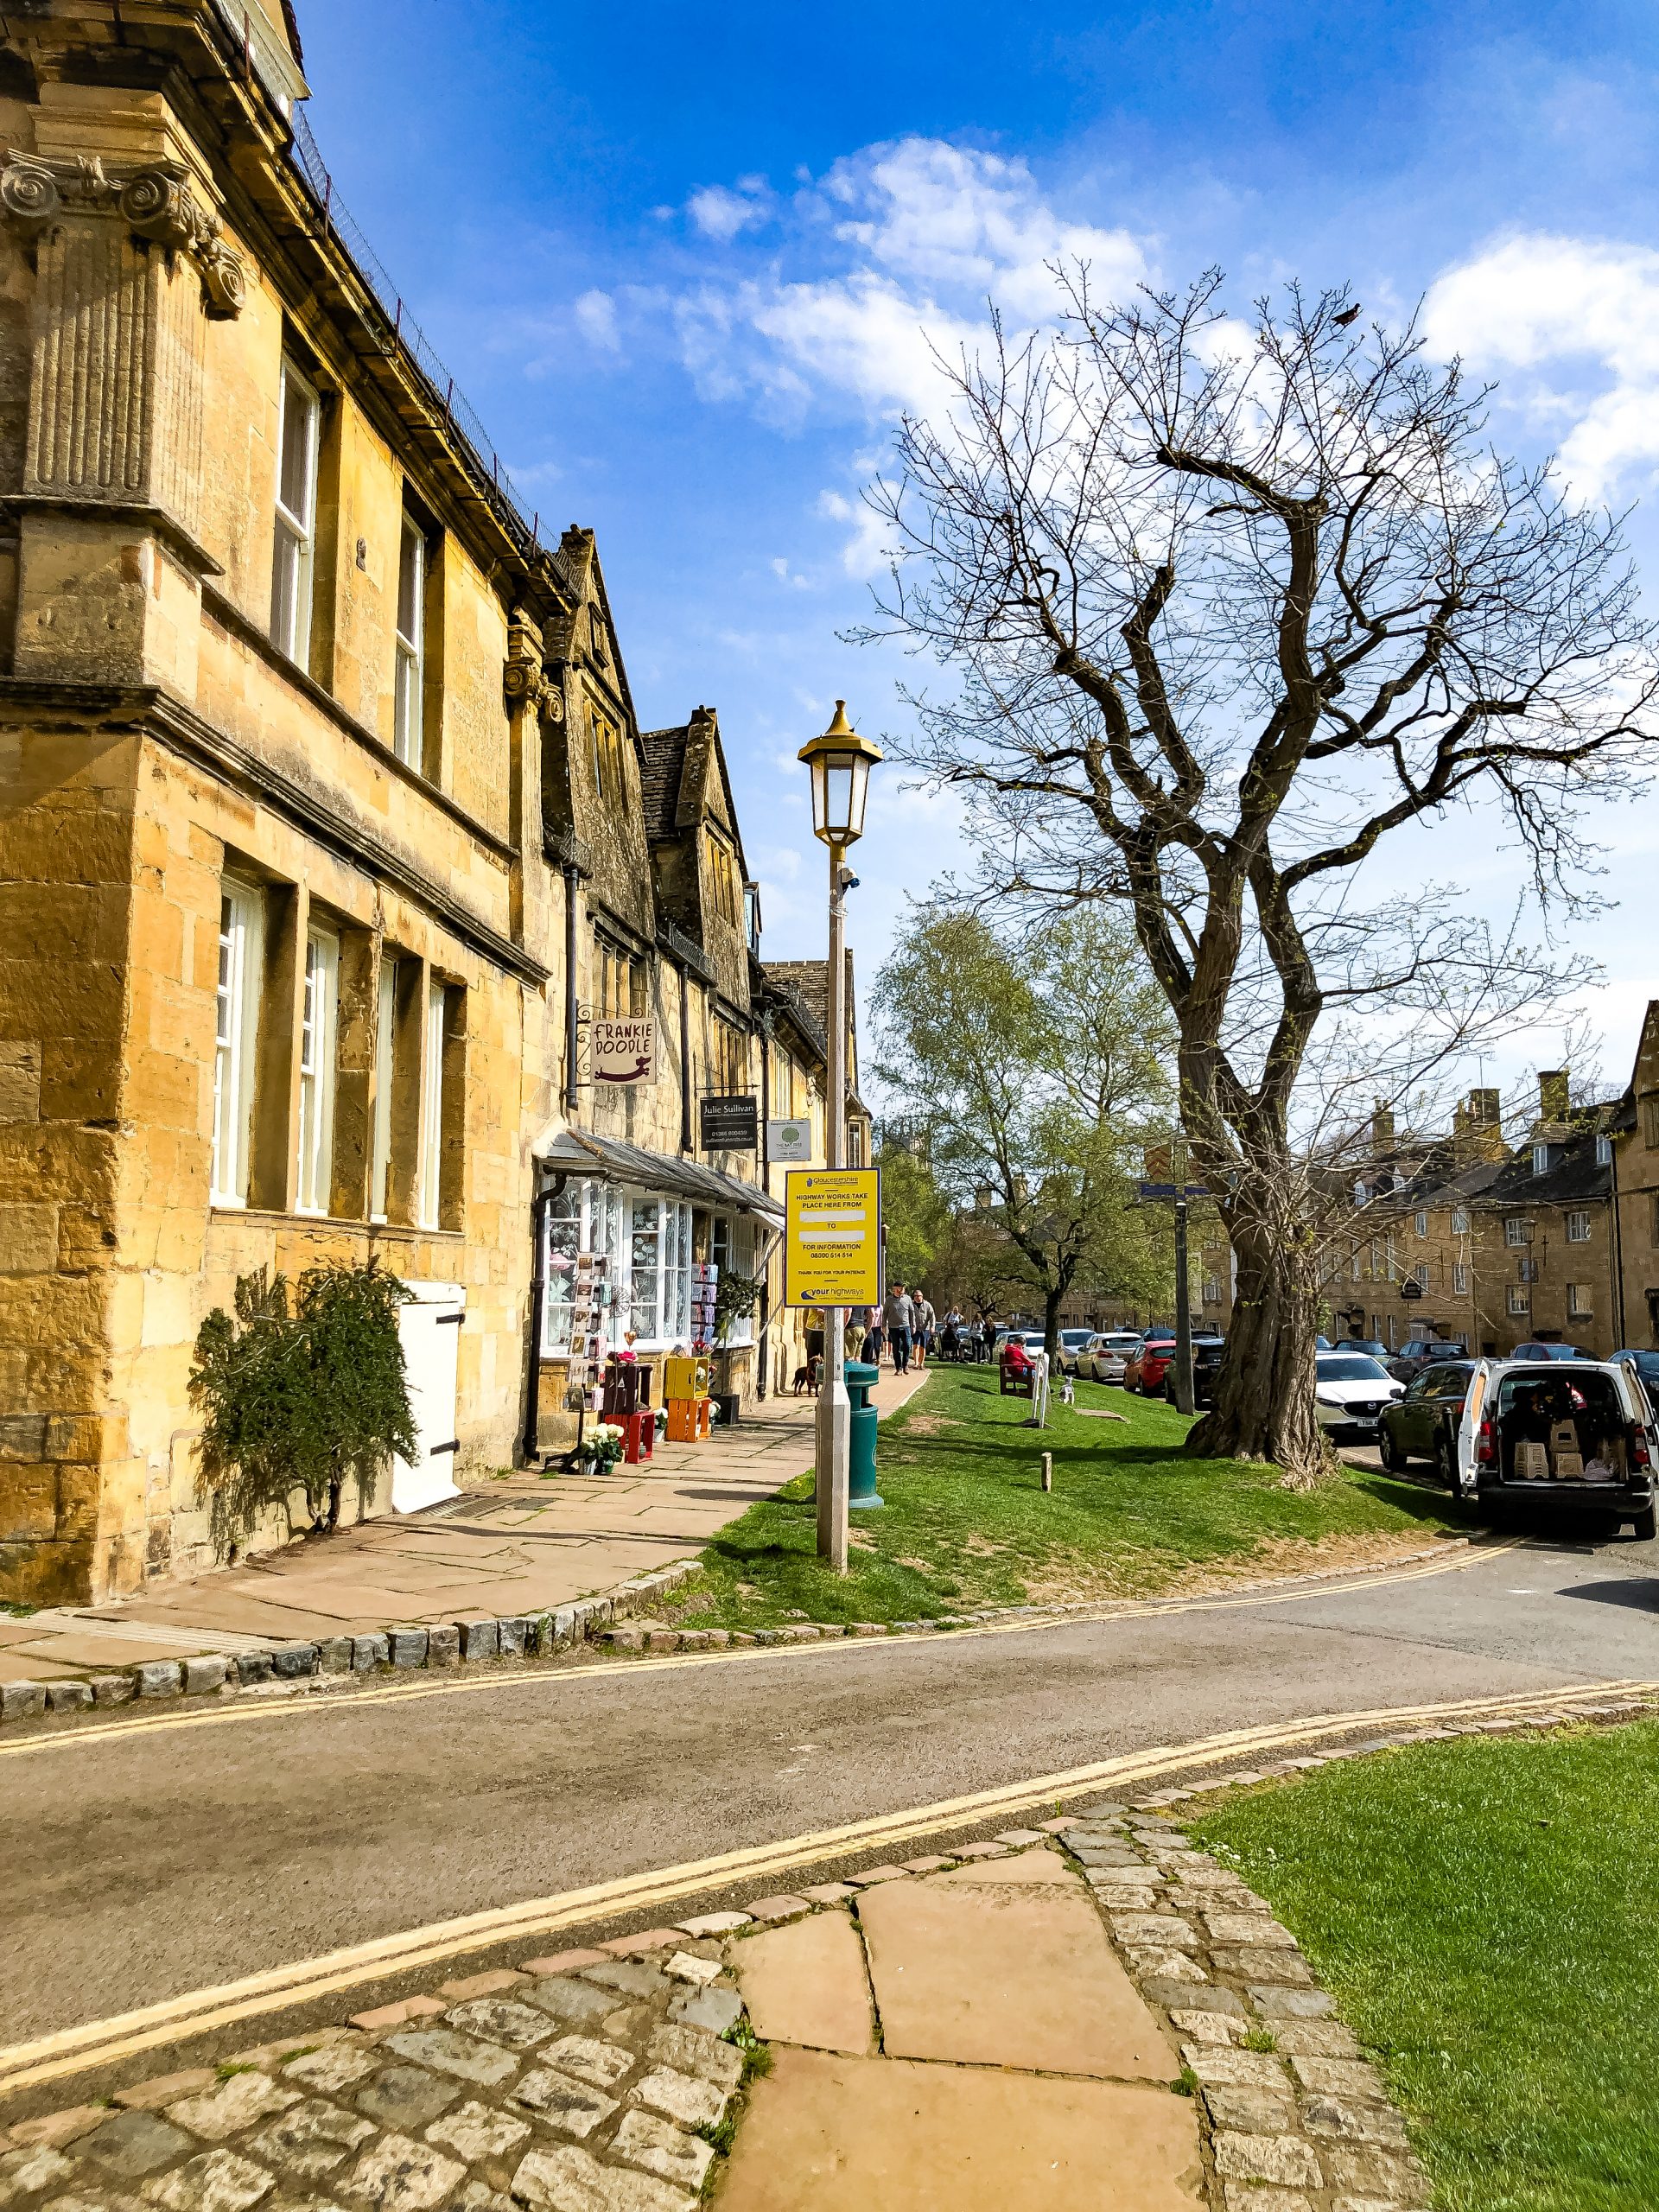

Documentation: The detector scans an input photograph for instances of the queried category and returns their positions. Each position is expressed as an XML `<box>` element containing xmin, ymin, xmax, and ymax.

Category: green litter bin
<box><xmin>844</xmin><ymin>1360</ymin><xmax>883</xmax><ymax>1508</ymax></box>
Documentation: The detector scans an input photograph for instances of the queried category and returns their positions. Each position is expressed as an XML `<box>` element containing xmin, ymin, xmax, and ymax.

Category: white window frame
<box><xmin>1596</xmin><ymin>1134</ymin><xmax>1613</xmax><ymax>1167</ymax></box>
<box><xmin>212</xmin><ymin>878</ymin><xmax>264</xmax><ymax>1207</ymax></box>
<box><xmin>419</xmin><ymin>976</ymin><xmax>446</xmax><ymax>1230</ymax></box>
<box><xmin>371</xmin><ymin>957</ymin><xmax>397</xmax><ymax>1223</ymax></box>
<box><xmin>1453</xmin><ymin>1263</ymin><xmax>1470</xmax><ymax>1296</ymax></box>
<box><xmin>1567</xmin><ymin>1282</ymin><xmax>1592</xmax><ymax>1319</ymax></box>
<box><xmin>1452</xmin><ymin>1208</ymin><xmax>1470</xmax><ymax>1236</ymax></box>
<box><xmin>1504</xmin><ymin>1217</ymin><xmax>1532</xmax><ymax>1247</ymax></box>
<box><xmin>1413</xmin><ymin>1262</ymin><xmax>1429</xmax><ymax>1288</ymax></box>
<box><xmin>296</xmin><ymin>925</ymin><xmax>339</xmax><ymax>1217</ymax></box>
<box><xmin>393</xmin><ymin>516</ymin><xmax>425</xmax><ymax>766</ymax></box>
<box><xmin>540</xmin><ymin>1181</ymin><xmax>695</xmax><ymax>1353</ymax></box>
<box><xmin>270</xmin><ymin>356</ymin><xmax>321</xmax><ymax>664</ymax></box>
<box><xmin>1507</xmin><ymin>1285</ymin><xmax>1530</xmax><ymax>1317</ymax></box>
<box><xmin>1565</xmin><ymin>1209</ymin><xmax>1591</xmax><ymax>1244</ymax></box>
<box><xmin>1533</xmin><ymin>1143</ymin><xmax>1552</xmax><ymax>1177</ymax></box>
<box><xmin>711</xmin><ymin>1215</ymin><xmax>755</xmax><ymax>1344</ymax></box>
<box><xmin>1414</xmin><ymin>1210</ymin><xmax>1427</xmax><ymax>1238</ymax></box>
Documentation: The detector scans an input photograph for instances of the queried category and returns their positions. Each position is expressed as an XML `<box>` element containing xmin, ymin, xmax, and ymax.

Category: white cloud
<box><xmin>1424</xmin><ymin>234</ymin><xmax>1659</xmax><ymax>494</ymax></box>
<box><xmin>688</xmin><ymin>179</ymin><xmax>772</xmax><ymax>242</ymax></box>
<box><xmin>671</xmin><ymin>137</ymin><xmax>1149</xmax><ymax>424</ymax></box>
<box><xmin>574</xmin><ymin>288</ymin><xmax>621</xmax><ymax>353</ymax></box>
<box><xmin>816</xmin><ymin>487</ymin><xmax>894</xmax><ymax>579</ymax></box>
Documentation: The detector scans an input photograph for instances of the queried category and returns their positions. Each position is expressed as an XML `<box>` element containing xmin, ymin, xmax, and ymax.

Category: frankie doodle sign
<box><xmin>592</xmin><ymin>1017</ymin><xmax>657</xmax><ymax>1085</ymax></box>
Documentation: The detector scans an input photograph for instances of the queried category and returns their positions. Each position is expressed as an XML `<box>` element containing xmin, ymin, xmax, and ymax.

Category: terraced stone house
<box><xmin>0</xmin><ymin>2</ymin><xmax>857</xmax><ymax>1604</ymax></box>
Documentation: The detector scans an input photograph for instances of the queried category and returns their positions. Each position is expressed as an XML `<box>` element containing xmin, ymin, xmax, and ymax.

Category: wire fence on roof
<box><xmin>288</xmin><ymin>108</ymin><xmax>556</xmax><ymax>575</ymax></box>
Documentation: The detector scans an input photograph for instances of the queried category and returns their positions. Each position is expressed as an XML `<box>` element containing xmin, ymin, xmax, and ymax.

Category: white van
<box><xmin>1452</xmin><ymin>1357</ymin><xmax>1658</xmax><ymax>1539</ymax></box>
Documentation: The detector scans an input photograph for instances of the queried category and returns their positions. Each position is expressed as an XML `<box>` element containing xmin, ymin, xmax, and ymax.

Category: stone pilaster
<box><xmin>1</xmin><ymin>151</ymin><xmax>245</xmax><ymax>683</ymax></box>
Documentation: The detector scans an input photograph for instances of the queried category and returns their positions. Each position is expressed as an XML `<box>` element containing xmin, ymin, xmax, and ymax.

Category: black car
<box><xmin>1161</xmin><ymin>1338</ymin><xmax>1226</xmax><ymax>1407</ymax></box>
<box><xmin>1378</xmin><ymin>1361</ymin><xmax>1477</xmax><ymax>1478</ymax></box>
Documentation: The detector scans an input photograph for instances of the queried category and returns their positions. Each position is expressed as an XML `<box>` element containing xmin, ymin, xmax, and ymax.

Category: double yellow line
<box><xmin>0</xmin><ymin>1536</ymin><xmax>1516</xmax><ymax>1765</ymax></box>
<box><xmin>2</xmin><ymin>1668</ymin><xmax>1648</xmax><ymax>2099</ymax></box>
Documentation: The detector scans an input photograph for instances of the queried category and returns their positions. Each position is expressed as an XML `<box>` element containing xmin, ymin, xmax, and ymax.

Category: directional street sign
<box><xmin>785</xmin><ymin>1167</ymin><xmax>880</xmax><ymax>1309</ymax></box>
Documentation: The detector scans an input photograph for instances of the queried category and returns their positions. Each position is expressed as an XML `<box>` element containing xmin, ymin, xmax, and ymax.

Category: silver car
<box><xmin>1079</xmin><ymin>1331</ymin><xmax>1144</xmax><ymax>1384</ymax></box>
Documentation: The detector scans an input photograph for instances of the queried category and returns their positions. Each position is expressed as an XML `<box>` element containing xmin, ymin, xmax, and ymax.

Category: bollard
<box><xmin>1041</xmin><ymin>1451</ymin><xmax>1053</xmax><ymax>1493</ymax></box>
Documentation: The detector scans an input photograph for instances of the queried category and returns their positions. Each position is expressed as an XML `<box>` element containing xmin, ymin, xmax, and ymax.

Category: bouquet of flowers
<box><xmin>577</xmin><ymin>1422</ymin><xmax>625</xmax><ymax>1473</ymax></box>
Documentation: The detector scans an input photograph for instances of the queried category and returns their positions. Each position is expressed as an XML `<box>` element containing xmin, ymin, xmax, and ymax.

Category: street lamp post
<box><xmin>798</xmin><ymin>702</ymin><xmax>882</xmax><ymax>1571</ymax></box>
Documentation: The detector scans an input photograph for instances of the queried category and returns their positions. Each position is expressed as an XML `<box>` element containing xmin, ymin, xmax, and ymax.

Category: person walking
<box><xmin>912</xmin><ymin>1291</ymin><xmax>936</xmax><ymax>1367</ymax></box>
<box><xmin>883</xmin><ymin>1281</ymin><xmax>916</xmax><ymax>1374</ymax></box>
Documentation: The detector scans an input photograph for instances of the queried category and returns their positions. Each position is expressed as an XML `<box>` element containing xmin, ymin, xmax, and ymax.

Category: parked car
<box><xmin>1335</xmin><ymin>1337</ymin><xmax>1392</xmax><ymax>1362</ymax></box>
<box><xmin>1078</xmin><ymin>1330</ymin><xmax>1143</xmax><ymax>1383</ymax></box>
<box><xmin>1313</xmin><ymin>1351</ymin><xmax>1403</xmax><ymax>1440</ymax></box>
<box><xmin>1314</xmin><ymin>1335</ymin><xmax>1332</xmax><ymax>1351</ymax></box>
<box><xmin>1123</xmin><ymin>1336</ymin><xmax>1176</xmax><ymax>1394</ymax></box>
<box><xmin>1610</xmin><ymin>1349</ymin><xmax>1659</xmax><ymax>1412</ymax></box>
<box><xmin>1510</xmin><ymin>1340</ymin><xmax>1595</xmax><ymax>1363</ymax></box>
<box><xmin>1163</xmin><ymin>1337</ymin><xmax>1227</xmax><ymax>1407</ymax></box>
<box><xmin>1378</xmin><ymin>1360</ymin><xmax>1478</xmax><ymax>1474</ymax></box>
<box><xmin>1057</xmin><ymin>1328</ymin><xmax>1096</xmax><ymax>1375</ymax></box>
<box><xmin>1385</xmin><ymin>1337</ymin><xmax>1470</xmax><ymax>1384</ymax></box>
<box><xmin>1448</xmin><ymin>1357</ymin><xmax>1657</xmax><ymax>1537</ymax></box>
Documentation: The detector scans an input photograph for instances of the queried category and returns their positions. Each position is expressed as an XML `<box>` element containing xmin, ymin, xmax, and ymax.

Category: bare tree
<box><xmin>860</xmin><ymin>273</ymin><xmax>1659</xmax><ymax>1480</ymax></box>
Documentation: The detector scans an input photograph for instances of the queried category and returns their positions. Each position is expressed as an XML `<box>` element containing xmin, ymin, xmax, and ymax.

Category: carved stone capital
<box><xmin>0</xmin><ymin>152</ymin><xmax>247</xmax><ymax>318</ymax></box>
<box><xmin>505</xmin><ymin>616</ymin><xmax>564</xmax><ymax>722</ymax></box>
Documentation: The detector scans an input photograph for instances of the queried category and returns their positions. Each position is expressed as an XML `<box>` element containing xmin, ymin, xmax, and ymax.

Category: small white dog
<box><xmin>1058</xmin><ymin>1374</ymin><xmax>1076</xmax><ymax>1406</ymax></box>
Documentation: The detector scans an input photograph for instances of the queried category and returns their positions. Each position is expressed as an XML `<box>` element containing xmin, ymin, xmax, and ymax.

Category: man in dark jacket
<box><xmin>884</xmin><ymin>1284</ymin><xmax>916</xmax><ymax>1373</ymax></box>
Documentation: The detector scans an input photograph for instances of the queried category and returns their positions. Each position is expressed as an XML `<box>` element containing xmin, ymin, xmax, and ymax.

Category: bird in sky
<box><xmin>1333</xmin><ymin>302</ymin><xmax>1362</xmax><ymax>327</ymax></box>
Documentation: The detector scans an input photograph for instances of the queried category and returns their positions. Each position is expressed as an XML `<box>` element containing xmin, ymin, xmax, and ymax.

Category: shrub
<box><xmin>191</xmin><ymin>1262</ymin><xmax>416</xmax><ymax>1547</ymax></box>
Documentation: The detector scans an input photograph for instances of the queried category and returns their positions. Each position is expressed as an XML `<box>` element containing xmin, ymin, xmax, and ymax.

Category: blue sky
<box><xmin>298</xmin><ymin>0</ymin><xmax>1659</xmax><ymax>1102</ymax></box>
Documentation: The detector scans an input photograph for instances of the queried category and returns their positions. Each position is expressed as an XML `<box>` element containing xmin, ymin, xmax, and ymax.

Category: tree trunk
<box><xmin>325</xmin><ymin>1471</ymin><xmax>343</xmax><ymax>1532</ymax></box>
<box><xmin>1185</xmin><ymin>1188</ymin><xmax>1325</xmax><ymax>1484</ymax></box>
<box><xmin>1043</xmin><ymin>1283</ymin><xmax>1064</xmax><ymax>1364</ymax></box>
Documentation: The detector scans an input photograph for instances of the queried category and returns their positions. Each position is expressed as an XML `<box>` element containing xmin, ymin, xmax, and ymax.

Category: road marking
<box><xmin>0</xmin><ymin>1669</ymin><xmax>1646</xmax><ymax>2097</ymax></box>
<box><xmin>0</xmin><ymin>1538</ymin><xmax>1522</xmax><ymax>1764</ymax></box>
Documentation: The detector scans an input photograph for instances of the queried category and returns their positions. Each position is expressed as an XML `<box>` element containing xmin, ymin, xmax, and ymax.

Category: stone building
<box><xmin>0</xmin><ymin>2</ymin><xmax>855</xmax><ymax>1604</ymax></box>
<box><xmin>1611</xmin><ymin>1000</ymin><xmax>1659</xmax><ymax>1353</ymax></box>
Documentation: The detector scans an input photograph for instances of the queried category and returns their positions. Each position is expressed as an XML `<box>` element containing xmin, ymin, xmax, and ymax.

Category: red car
<box><xmin>1124</xmin><ymin>1338</ymin><xmax>1176</xmax><ymax>1394</ymax></box>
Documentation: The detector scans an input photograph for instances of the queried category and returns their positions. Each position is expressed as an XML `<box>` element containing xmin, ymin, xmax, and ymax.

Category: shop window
<box><xmin>212</xmin><ymin>877</ymin><xmax>265</xmax><ymax>1207</ymax></box>
<box><xmin>296</xmin><ymin>924</ymin><xmax>339</xmax><ymax>1215</ymax></box>
<box><xmin>712</xmin><ymin>1214</ymin><xmax>755</xmax><ymax>1343</ymax></box>
<box><xmin>270</xmin><ymin>355</ymin><xmax>321</xmax><ymax>664</ymax></box>
<box><xmin>541</xmin><ymin>1181</ymin><xmax>695</xmax><ymax>1351</ymax></box>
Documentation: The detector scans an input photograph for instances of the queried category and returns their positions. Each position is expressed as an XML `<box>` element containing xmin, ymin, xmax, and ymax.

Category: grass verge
<box><xmin>1190</xmin><ymin>1721</ymin><xmax>1659</xmax><ymax>2212</ymax></box>
<box><xmin>666</xmin><ymin>1363</ymin><xmax>1462</xmax><ymax>1631</ymax></box>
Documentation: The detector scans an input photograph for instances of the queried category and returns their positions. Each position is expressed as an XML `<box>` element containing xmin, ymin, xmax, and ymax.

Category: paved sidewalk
<box><xmin>0</xmin><ymin>1801</ymin><xmax>1439</xmax><ymax>2210</ymax></box>
<box><xmin>0</xmin><ymin>1367</ymin><xmax>932</xmax><ymax>1683</ymax></box>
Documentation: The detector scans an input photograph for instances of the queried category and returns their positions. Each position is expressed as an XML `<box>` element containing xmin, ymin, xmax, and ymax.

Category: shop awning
<box><xmin>534</xmin><ymin>1126</ymin><xmax>786</xmax><ymax>1229</ymax></box>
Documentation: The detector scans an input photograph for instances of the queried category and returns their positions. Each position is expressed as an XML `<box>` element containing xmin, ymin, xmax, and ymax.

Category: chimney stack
<box><xmin>1537</xmin><ymin>1070</ymin><xmax>1570</xmax><ymax>1130</ymax></box>
<box><xmin>1370</xmin><ymin>1101</ymin><xmax>1395</xmax><ymax>1158</ymax></box>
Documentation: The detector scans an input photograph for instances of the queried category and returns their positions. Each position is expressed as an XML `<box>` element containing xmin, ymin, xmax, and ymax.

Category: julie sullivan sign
<box><xmin>591</xmin><ymin>1017</ymin><xmax>657</xmax><ymax>1085</ymax></box>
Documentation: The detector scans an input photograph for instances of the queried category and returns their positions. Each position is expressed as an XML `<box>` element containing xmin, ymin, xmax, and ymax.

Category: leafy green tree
<box><xmin>874</xmin><ymin>907</ymin><xmax>1176</xmax><ymax>1356</ymax></box>
<box><xmin>872</xmin><ymin>1133</ymin><xmax>955</xmax><ymax>1288</ymax></box>
<box><xmin>191</xmin><ymin>1262</ymin><xmax>416</xmax><ymax>1545</ymax></box>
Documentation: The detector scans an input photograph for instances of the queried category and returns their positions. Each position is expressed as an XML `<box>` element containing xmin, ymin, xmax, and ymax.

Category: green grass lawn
<box><xmin>1191</xmin><ymin>1724</ymin><xmax>1659</xmax><ymax>2212</ymax></box>
<box><xmin>667</xmin><ymin>1363</ymin><xmax>1462</xmax><ymax>1631</ymax></box>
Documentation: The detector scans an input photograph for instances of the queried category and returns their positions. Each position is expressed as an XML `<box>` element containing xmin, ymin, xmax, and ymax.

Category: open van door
<box><xmin>1452</xmin><ymin>1359</ymin><xmax>1494</xmax><ymax>1502</ymax></box>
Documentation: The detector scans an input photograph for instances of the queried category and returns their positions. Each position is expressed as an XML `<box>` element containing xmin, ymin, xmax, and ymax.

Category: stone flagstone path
<box><xmin>0</xmin><ymin>1369</ymin><xmax>931</xmax><ymax>1686</ymax></box>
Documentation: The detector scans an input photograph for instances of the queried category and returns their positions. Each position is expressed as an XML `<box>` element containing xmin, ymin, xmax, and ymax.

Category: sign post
<box><xmin>785</xmin><ymin>1165</ymin><xmax>880</xmax><ymax>1572</ymax></box>
<box><xmin>1139</xmin><ymin>1172</ymin><xmax>1208</xmax><ymax>1419</ymax></box>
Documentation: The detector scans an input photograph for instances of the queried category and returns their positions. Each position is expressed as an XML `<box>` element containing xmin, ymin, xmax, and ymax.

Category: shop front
<box><xmin>528</xmin><ymin>1128</ymin><xmax>785</xmax><ymax>1452</ymax></box>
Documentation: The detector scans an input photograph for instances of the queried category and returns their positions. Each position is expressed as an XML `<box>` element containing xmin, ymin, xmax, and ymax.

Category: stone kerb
<box><xmin>1</xmin><ymin>1805</ymin><xmax>1466</xmax><ymax>2210</ymax></box>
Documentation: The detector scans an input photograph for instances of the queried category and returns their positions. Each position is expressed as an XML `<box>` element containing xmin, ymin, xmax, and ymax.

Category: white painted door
<box><xmin>391</xmin><ymin>1281</ymin><xmax>465</xmax><ymax>1513</ymax></box>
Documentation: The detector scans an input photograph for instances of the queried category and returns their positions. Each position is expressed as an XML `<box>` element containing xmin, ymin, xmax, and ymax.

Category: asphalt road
<box><xmin>3</xmin><ymin>1521</ymin><xmax>1656</xmax><ymax>2081</ymax></box>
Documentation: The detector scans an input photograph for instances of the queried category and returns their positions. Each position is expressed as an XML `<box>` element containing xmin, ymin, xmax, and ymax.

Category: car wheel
<box><xmin>1434</xmin><ymin>1435</ymin><xmax>1459</xmax><ymax>1494</ymax></box>
<box><xmin>1632</xmin><ymin>1506</ymin><xmax>1656</xmax><ymax>1542</ymax></box>
<box><xmin>1378</xmin><ymin>1425</ymin><xmax>1406</xmax><ymax>1474</ymax></box>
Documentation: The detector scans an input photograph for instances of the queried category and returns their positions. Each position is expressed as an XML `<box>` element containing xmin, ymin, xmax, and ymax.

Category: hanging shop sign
<box><xmin>592</xmin><ymin>1016</ymin><xmax>656</xmax><ymax>1085</ymax></box>
<box><xmin>766</xmin><ymin>1116</ymin><xmax>812</xmax><ymax>1165</ymax></box>
<box><xmin>700</xmin><ymin>1093</ymin><xmax>758</xmax><ymax>1150</ymax></box>
<box><xmin>785</xmin><ymin>1166</ymin><xmax>880</xmax><ymax>1308</ymax></box>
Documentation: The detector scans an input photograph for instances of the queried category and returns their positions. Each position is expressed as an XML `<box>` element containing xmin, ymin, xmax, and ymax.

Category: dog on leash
<box><xmin>792</xmin><ymin>1357</ymin><xmax>823</xmax><ymax>1397</ymax></box>
<box><xmin>1058</xmin><ymin>1374</ymin><xmax>1075</xmax><ymax>1406</ymax></box>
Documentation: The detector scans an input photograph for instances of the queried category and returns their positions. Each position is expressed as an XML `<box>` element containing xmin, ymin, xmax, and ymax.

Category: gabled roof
<box><xmin>1476</xmin><ymin>1129</ymin><xmax>1611</xmax><ymax>1211</ymax></box>
<box><xmin>636</xmin><ymin>708</ymin><xmax>748</xmax><ymax>874</ymax></box>
<box><xmin>556</xmin><ymin>529</ymin><xmax>640</xmax><ymax>736</ymax></box>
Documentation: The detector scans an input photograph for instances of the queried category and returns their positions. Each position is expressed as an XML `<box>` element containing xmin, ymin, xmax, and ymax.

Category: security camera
<box><xmin>839</xmin><ymin>868</ymin><xmax>861</xmax><ymax>891</ymax></box>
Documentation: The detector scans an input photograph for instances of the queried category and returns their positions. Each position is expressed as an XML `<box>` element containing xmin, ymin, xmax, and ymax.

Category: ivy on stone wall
<box><xmin>190</xmin><ymin>1262</ymin><xmax>417</xmax><ymax>1548</ymax></box>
